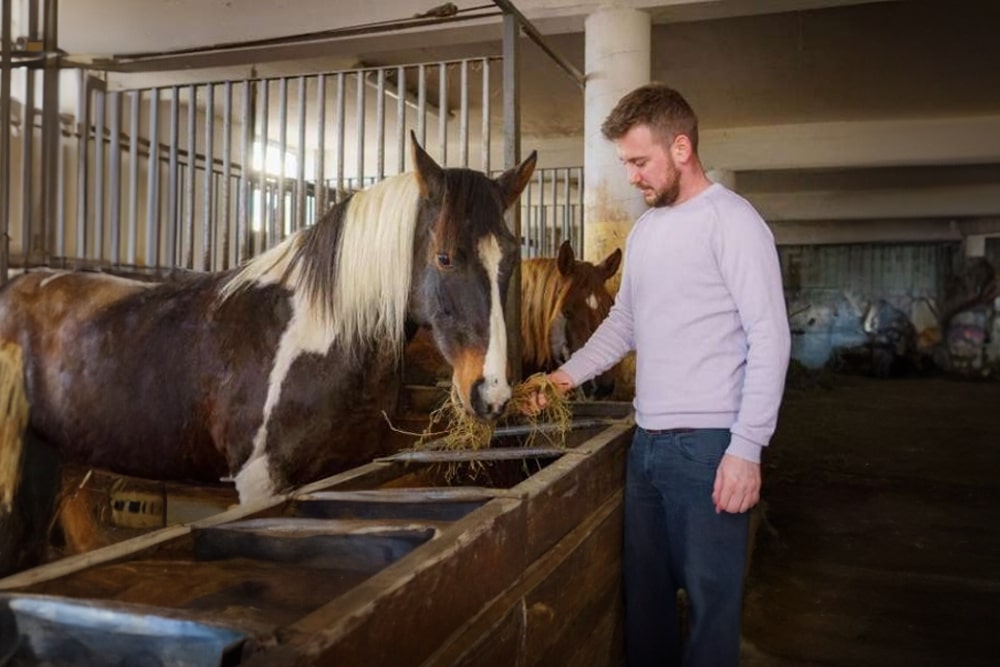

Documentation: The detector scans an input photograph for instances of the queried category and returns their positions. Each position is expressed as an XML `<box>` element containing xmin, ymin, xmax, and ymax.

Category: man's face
<box><xmin>615</xmin><ymin>124</ymin><xmax>680</xmax><ymax>207</ymax></box>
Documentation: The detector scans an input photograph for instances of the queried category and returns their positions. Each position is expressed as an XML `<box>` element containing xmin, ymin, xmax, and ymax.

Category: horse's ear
<box><xmin>411</xmin><ymin>130</ymin><xmax>444</xmax><ymax>199</ymax></box>
<box><xmin>496</xmin><ymin>150</ymin><xmax>537</xmax><ymax>209</ymax></box>
<box><xmin>557</xmin><ymin>240</ymin><xmax>576</xmax><ymax>277</ymax></box>
<box><xmin>598</xmin><ymin>248</ymin><xmax>623</xmax><ymax>281</ymax></box>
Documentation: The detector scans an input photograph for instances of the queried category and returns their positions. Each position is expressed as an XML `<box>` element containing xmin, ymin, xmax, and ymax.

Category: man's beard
<box><xmin>643</xmin><ymin>162</ymin><xmax>681</xmax><ymax>208</ymax></box>
<box><xmin>649</xmin><ymin>179</ymin><xmax>680</xmax><ymax>208</ymax></box>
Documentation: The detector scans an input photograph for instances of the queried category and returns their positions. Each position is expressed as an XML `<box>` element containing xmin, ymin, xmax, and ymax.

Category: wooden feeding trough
<box><xmin>0</xmin><ymin>402</ymin><xmax>634</xmax><ymax>666</ymax></box>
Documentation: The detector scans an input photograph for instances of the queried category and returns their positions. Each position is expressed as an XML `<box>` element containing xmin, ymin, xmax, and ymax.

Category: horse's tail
<box><xmin>0</xmin><ymin>340</ymin><xmax>29</xmax><ymax>516</ymax></box>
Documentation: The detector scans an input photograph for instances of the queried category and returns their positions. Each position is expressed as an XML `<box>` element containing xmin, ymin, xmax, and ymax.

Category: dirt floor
<box><xmin>740</xmin><ymin>372</ymin><xmax>1000</xmax><ymax>666</ymax></box>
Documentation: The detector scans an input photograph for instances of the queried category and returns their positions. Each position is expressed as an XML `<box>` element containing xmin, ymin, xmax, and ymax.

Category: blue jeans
<box><xmin>624</xmin><ymin>427</ymin><xmax>750</xmax><ymax>667</ymax></box>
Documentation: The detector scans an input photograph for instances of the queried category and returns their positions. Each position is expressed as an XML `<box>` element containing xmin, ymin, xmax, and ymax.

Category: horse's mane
<box><xmin>520</xmin><ymin>257</ymin><xmax>570</xmax><ymax>369</ymax></box>
<box><xmin>219</xmin><ymin>172</ymin><xmax>421</xmax><ymax>355</ymax></box>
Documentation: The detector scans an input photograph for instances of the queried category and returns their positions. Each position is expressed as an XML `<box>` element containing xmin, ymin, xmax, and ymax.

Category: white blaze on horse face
<box><xmin>587</xmin><ymin>293</ymin><xmax>600</xmax><ymax>311</ymax></box>
<box><xmin>478</xmin><ymin>235</ymin><xmax>512</xmax><ymax>411</ymax></box>
<box><xmin>235</xmin><ymin>272</ymin><xmax>336</xmax><ymax>503</ymax></box>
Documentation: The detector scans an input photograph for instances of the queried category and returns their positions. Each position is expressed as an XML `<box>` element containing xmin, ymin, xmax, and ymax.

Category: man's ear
<box><xmin>672</xmin><ymin>134</ymin><xmax>693</xmax><ymax>163</ymax></box>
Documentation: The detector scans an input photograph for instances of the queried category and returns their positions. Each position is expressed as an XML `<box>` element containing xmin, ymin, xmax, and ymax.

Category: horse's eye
<box><xmin>436</xmin><ymin>253</ymin><xmax>453</xmax><ymax>270</ymax></box>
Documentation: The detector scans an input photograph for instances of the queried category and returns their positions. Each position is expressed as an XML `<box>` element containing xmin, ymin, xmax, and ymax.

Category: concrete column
<box><xmin>583</xmin><ymin>7</ymin><xmax>650</xmax><ymax>268</ymax></box>
<box><xmin>706</xmin><ymin>168</ymin><xmax>736</xmax><ymax>191</ymax></box>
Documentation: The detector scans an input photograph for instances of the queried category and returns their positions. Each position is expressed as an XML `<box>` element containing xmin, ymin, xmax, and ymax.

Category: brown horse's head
<box><xmin>407</xmin><ymin>135</ymin><xmax>537</xmax><ymax>420</ymax></box>
<box><xmin>521</xmin><ymin>240</ymin><xmax>622</xmax><ymax>397</ymax></box>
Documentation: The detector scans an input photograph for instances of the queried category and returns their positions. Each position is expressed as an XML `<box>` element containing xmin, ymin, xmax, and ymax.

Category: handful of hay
<box><xmin>416</xmin><ymin>373</ymin><xmax>573</xmax><ymax>453</ymax></box>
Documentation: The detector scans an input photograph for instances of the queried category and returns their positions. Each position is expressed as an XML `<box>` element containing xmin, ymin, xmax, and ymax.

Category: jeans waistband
<box><xmin>639</xmin><ymin>426</ymin><xmax>695</xmax><ymax>435</ymax></box>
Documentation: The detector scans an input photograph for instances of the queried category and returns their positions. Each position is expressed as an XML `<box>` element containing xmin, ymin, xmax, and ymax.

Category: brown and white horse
<box><xmin>0</xmin><ymin>137</ymin><xmax>536</xmax><ymax>518</ymax></box>
<box><xmin>520</xmin><ymin>240</ymin><xmax>622</xmax><ymax>397</ymax></box>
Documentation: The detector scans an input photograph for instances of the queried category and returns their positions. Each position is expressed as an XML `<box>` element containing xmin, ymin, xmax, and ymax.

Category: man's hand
<box><xmin>520</xmin><ymin>369</ymin><xmax>575</xmax><ymax>415</ymax></box>
<box><xmin>712</xmin><ymin>454</ymin><xmax>761</xmax><ymax>514</ymax></box>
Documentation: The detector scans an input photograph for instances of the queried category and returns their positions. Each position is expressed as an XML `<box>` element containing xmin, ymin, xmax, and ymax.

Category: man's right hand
<box><xmin>521</xmin><ymin>369</ymin><xmax>575</xmax><ymax>415</ymax></box>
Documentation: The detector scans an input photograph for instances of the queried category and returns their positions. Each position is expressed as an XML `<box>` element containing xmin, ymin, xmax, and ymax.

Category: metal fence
<box><xmin>2</xmin><ymin>58</ymin><xmax>584</xmax><ymax>280</ymax></box>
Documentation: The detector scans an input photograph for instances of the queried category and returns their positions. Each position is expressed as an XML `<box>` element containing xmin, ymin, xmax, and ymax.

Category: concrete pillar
<box><xmin>706</xmin><ymin>168</ymin><xmax>736</xmax><ymax>191</ymax></box>
<box><xmin>583</xmin><ymin>8</ymin><xmax>650</xmax><ymax>268</ymax></box>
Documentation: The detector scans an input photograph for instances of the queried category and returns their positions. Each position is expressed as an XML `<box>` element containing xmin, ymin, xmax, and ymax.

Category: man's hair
<box><xmin>601</xmin><ymin>83</ymin><xmax>699</xmax><ymax>152</ymax></box>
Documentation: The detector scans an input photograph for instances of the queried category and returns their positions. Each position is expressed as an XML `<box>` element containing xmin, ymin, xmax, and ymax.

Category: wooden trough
<box><xmin>0</xmin><ymin>402</ymin><xmax>634</xmax><ymax>666</ymax></box>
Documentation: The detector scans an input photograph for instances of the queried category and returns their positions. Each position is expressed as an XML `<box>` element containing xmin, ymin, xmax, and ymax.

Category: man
<box><xmin>535</xmin><ymin>84</ymin><xmax>790</xmax><ymax>665</ymax></box>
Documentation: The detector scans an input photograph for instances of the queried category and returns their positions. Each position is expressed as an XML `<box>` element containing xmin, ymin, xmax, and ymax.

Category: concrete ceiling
<box><xmin>37</xmin><ymin>0</ymin><xmax>1000</xmax><ymax>235</ymax></box>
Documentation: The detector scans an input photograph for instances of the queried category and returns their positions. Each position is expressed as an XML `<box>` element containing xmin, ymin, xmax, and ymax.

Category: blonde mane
<box><xmin>219</xmin><ymin>172</ymin><xmax>421</xmax><ymax>355</ymax></box>
<box><xmin>520</xmin><ymin>257</ymin><xmax>570</xmax><ymax>369</ymax></box>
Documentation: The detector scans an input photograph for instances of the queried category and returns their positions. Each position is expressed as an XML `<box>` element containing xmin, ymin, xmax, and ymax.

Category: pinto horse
<box><xmin>0</xmin><ymin>137</ymin><xmax>536</xmax><ymax>515</ymax></box>
<box><xmin>520</xmin><ymin>240</ymin><xmax>622</xmax><ymax>397</ymax></box>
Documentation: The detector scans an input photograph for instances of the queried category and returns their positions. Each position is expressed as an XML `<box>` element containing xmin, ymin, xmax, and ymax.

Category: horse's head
<box><xmin>550</xmin><ymin>240</ymin><xmax>622</xmax><ymax>398</ymax></box>
<box><xmin>408</xmin><ymin>134</ymin><xmax>536</xmax><ymax>420</ymax></box>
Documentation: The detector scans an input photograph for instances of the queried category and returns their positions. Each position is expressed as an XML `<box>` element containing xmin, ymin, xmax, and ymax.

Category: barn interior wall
<box><xmin>781</xmin><ymin>242</ymin><xmax>961</xmax><ymax>369</ymax></box>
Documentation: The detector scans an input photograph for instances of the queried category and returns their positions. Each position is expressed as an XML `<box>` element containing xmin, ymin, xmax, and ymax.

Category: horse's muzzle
<box><xmin>470</xmin><ymin>377</ymin><xmax>510</xmax><ymax>420</ymax></box>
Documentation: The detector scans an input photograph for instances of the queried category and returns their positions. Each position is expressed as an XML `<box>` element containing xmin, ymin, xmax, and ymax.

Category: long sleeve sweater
<box><xmin>560</xmin><ymin>183</ymin><xmax>791</xmax><ymax>463</ymax></box>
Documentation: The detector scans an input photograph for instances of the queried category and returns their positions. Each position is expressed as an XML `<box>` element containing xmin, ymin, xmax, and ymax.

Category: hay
<box><xmin>416</xmin><ymin>373</ymin><xmax>574</xmax><ymax>452</ymax></box>
<box><xmin>0</xmin><ymin>341</ymin><xmax>30</xmax><ymax>514</ymax></box>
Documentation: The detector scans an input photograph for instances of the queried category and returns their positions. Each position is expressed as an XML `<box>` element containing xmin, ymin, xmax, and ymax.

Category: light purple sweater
<box><xmin>561</xmin><ymin>183</ymin><xmax>791</xmax><ymax>462</ymax></box>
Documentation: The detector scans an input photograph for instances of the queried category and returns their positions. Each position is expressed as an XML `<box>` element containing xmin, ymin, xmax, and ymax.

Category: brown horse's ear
<box><xmin>411</xmin><ymin>130</ymin><xmax>444</xmax><ymax>199</ymax></box>
<box><xmin>598</xmin><ymin>248</ymin><xmax>623</xmax><ymax>281</ymax></box>
<box><xmin>496</xmin><ymin>150</ymin><xmax>537</xmax><ymax>209</ymax></box>
<box><xmin>557</xmin><ymin>240</ymin><xmax>576</xmax><ymax>277</ymax></box>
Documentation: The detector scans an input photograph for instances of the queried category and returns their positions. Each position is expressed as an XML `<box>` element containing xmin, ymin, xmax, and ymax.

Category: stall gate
<box><xmin>2</xmin><ymin>58</ymin><xmax>585</xmax><ymax>280</ymax></box>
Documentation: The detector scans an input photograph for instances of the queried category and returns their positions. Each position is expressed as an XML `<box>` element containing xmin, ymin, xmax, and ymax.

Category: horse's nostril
<box><xmin>471</xmin><ymin>377</ymin><xmax>509</xmax><ymax>421</ymax></box>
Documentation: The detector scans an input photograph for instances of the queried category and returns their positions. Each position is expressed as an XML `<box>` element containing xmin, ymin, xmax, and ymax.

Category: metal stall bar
<box><xmin>20</xmin><ymin>64</ymin><xmax>35</xmax><ymax>264</ymax></box>
<box><xmin>575</xmin><ymin>166</ymin><xmax>584</xmax><ymax>254</ymax></box>
<box><xmin>481</xmin><ymin>57</ymin><xmax>490</xmax><ymax>172</ymax></box>
<box><xmin>0</xmin><ymin>0</ymin><xmax>10</xmax><ymax>282</ymax></box>
<box><xmin>220</xmin><ymin>81</ymin><xmax>232</xmax><ymax>267</ymax></box>
<box><xmin>257</xmin><ymin>79</ymin><xmax>269</xmax><ymax>250</ymax></box>
<box><xmin>374</xmin><ymin>68</ymin><xmax>385</xmax><ymax>181</ymax></box>
<box><xmin>315</xmin><ymin>73</ymin><xmax>326</xmax><ymax>215</ymax></box>
<box><xmin>92</xmin><ymin>86</ymin><xmax>104</xmax><ymax>262</ymax></box>
<box><xmin>395</xmin><ymin>66</ymin><xmax>405</xmax><ymax>173</ymax></box>
<box><xmin>459</xmin><ymin>59</ymin><xmax>468</xmax><ymax>168</ymax></box>
<box><xmin>202</xmin><ymin>82</ymin><xmax>215</xmax><ymax>270</ymax></box>
<box><xmin>561</xmin><ymin>167</ymin><xmax>571</xmax><ymax>252</ymax></box>
<box><xmin>75</xmin><ymin>70</ymin><xmax>90</xmax><ymax>263</ymax></box>
<box><xmin>146</xmin><ymin>86</ymin><xmax>160</xmax><ymax>268</ymax></box>
<box><xmin>416</xmin><ymin>64</ymin><xmax>426</xmax><ymax>148</ymax></box>
<box><xmin>334</xmin><ymin>72</ymin><xmax>345</xmax><ymax>197</ymax></box>
<box><xmin>108</xmin><ymin>91</ymin><xmax>121</xmax><ymax>266</ymax></box>
<box><xmin>184</xmin><ymin>84</ymin><xmax>196</xmax><ymax>267</ymax></box>
<box><xmin>354</xmin><ymin>69</ymin><xmax>364</xmax><ymax>192</ymax></box>
<box><xmin>437</xmin><ymin>62</ymin><xmax>447</xmax><ymax>162</ymax></box>
<box><xmin>167</xmin><ymin>87</ymin><xmax>180</xmax><ymax>267</ymax></box>
<box><xmin>276</xmin><ymin>77</ymin><xmax>287</xmax><ymax>240</ymax></box>
<box><xmin>40</xmin><ymin>0</ymin><xmax>60</xmax><ymax>271</ymax></box>
<box><xmin>127</xmin><ymin>89</ymin><xmax>139</xmax><ymax>265</ymax></box>
<box><xmin>237</xmin><ymin>79</ymin><xmax>251</xmax><ymax>265</ymax></box>
<box><xmin>295</xmin><ymin>76</ymin><xmax>306</xmax><ymax>232</ymax></box>
<box><xmin>550</xmin><ymin>165</ymin><xmax>559</xmax><ymax>251</ymax></box>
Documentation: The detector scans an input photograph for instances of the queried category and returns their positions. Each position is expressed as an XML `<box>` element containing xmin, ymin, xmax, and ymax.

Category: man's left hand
<box><xmin>712</xmin><ymin>454</ymin><xmax>761</xmax><ymax>514</ymax></box>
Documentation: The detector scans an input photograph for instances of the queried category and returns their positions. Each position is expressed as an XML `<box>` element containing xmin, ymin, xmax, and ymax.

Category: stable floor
<box><xmin>741</xmin><ymin>373</ymin><xmax>1000</xmax><ymax>666</ymax></box>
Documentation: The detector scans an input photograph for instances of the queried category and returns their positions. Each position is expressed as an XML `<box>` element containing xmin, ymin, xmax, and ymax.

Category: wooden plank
<box><xmin>0</xmin><ymin>492</ymin><xmax>288</xmax><ymax>590</ymax></box>
<box><xmin>523</xmin><ymin>500</ymin><xmax>624</xmax><ymax>665</ymax></box>
<box><xmin>423</xmin><ymin>490</ymin><xmax>624</xmax><ymax>666</ymax></box>
<box><xmin>243</xmin><ymin>496</ymin><xmax>529</xmax><ymax>666</ymax></box>
<box><xmin>377</xmin><ymin>446</ymin><xmax>567</xmax><ymax>463</ymax></box>
<box><xmin>517</xmin><ymin>424</ymin><xmax>632</xmax><ymax>565</ymax></box>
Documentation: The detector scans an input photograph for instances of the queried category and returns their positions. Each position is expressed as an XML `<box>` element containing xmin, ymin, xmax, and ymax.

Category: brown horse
<box><xmin>0</xmin><ymin>136</ymin><xmax>536</xmax><ymax>523</ymax></box>
<box><xmin>520</xmin><ymin>240</ymin><xmax>622</xmax><ymax>397</ymax></box>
